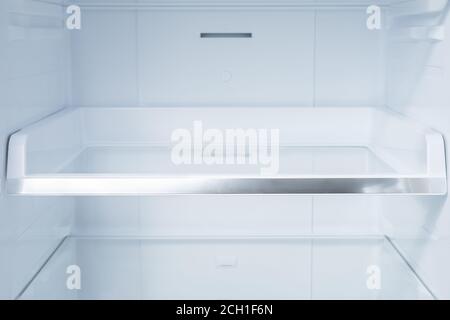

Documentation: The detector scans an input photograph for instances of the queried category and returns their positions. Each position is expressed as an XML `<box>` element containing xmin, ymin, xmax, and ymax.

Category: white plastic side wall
<box><xmin>0</xmin><ymin>0</ymin><xmax>74</xmax><ymax>299</ymax></box>
<box><xmin>385</xmin><ymin>5</ymin><xmax>450</xmax><ymax>299</ymax></box>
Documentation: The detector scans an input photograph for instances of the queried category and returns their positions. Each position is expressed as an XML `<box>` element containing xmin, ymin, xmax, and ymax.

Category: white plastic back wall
<box><xmin>70</xmin><ymin>3</ymin><xmax>384</xmax><ymax>107</ymax></box>
<box><xmin>73</xmin><ymin>195</ymin><xmax>381</xmax><ymax>238</ymax></box>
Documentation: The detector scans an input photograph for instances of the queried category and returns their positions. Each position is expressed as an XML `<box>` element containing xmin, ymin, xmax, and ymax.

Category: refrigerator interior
<box><xmin>0</xmin><ymin>0</ymin><xmax>449</xmax><ymax>300</ymax></box>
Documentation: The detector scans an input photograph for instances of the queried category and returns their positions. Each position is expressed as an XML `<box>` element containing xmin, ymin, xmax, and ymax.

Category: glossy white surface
<box><xmin>71</xmin><ymin>3</ymin><xmax>384</xmax><ymax>108</ymax></box>
<box><xmin>19</xmin><ymin>237</ymin><xmax>433</xmax><ymax>300</ymax></box>
<box><xmin>60</xmin><ymin>146</ymin><xmax>392</xmax><ymax>175</ymax></box>
<box><xmin>0</xmin><ymin>0</ymin><xmax>74</xmax><ymax>299</ymax></box>
<box><xmin>2</xmin><ymin>0</ymin><xmax>450</xmax><ymax>300</ymax></box>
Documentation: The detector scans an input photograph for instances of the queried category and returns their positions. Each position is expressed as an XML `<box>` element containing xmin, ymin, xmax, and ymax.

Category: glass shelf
<box><xmin>7</xmin><ymin>107</ymin><xmax>447</xmax><ymax>195</ymax></box>
<box><xmin>18</xmin><ymin>236</ymin><xmax>434</xmax><ymax>300</ymax></box>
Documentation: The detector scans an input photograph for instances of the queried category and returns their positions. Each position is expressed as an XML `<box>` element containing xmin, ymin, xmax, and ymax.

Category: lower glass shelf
<box><xmin>18</xmin><ymin>236</ymin><xmax>433</xmax><ymax>300</ymax></box>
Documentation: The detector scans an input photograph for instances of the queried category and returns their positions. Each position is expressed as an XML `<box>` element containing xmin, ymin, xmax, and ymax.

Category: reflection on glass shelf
<box><xmin>19</xmin><ymin>237</ymin><xmax>433</xmax><ymax>300</ymax></box>
<box><xmin>50</xmin><ymin>146</ymin><xmax>394</xmax><ymax>175</ymax></box>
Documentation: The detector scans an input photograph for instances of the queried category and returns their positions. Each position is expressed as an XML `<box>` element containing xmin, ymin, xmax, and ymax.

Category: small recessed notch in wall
<box><xmin>200</xmin><ymin>33</ymin><xmax>252</xmax><ymax>38</ymax></box>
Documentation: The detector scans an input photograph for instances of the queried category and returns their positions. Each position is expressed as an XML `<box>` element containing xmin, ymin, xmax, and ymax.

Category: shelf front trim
<box><xmin>7</xmin><ymin>176</ymin><xmax>447</xmax><ymax>196</ymax></box>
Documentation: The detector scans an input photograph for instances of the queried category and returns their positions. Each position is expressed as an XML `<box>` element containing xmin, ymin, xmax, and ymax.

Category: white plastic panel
<box><xmin>70</xmin><ymin>3</ymin><xmax>386</xmax><ymax>108</ymax></box>
<box><xmin>74</xmin><ymin>196</ymin><xmax>314</xmax><ymax>237</ymax></box>
<box><xmin>68</xmin><ymin>1</ymin><xmax>405</xmax><ymax>7</ymax></box>
<box><xmin>390</xmin><ymin>26</ymin><xmax>445</xmax><ymax>42</ymax></box>
<box><xmin>390</xmin><ymin>0</ymin><xmax>448</xmax><ymax>18</ymax></box>
<box><xmin>385</xmin><ymin>1</ymin><xmax>450</xmax><ymax>299</ymax></box>
<box><xmin>71</xmin><ymin>10</ymin><xmax>138</xmax><ymax>107</ymax></box>
<box><xmin>137</xmin><ymin>10</ymin><xmax>315</xmax><ymax>107</ymax></box>
<box><xmin>315</xmin><ymin>9</ymin><xmax>385</xmax><ymax>107</ymax></box>
<box><xmin>0</xmin><ymin>0</ymin><xmax>73</xmax><ymax>299</ymax></box>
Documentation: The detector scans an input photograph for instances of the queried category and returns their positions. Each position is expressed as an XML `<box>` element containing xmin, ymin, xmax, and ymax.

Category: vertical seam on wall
<box><xmin>310</xmin><ymin>196</ymin><xmax>315</xmax><ymax>299</ymax></box>
<box><xmin>68</xmin><ymin>29</ymin><xmax>74</xmax><ymax>107</ymax></box>
<box><xmin>382</xmin><ymin>6</ymin><xmax>389</xmax><ymax>108</ymax></box>
<box><xmin>138</xmin><ymin>197</ymin><xmax>143</xmax><ymax>298</ymax></box>
<box><xmin>313</xmin><ymin>9</ymin><xmax>317</xmax><ymax>107</ymax></box>
<box><xmin>139</xmin><ymin>238</ymin><xmax>143</xmax><ymax>299</ymax></box>
<box><xmin>135</xmin><ymin>8</ymin><xmax>140</xmax><ymax>107</ymax></box>
<box><xmin>311</xmin><ymin>195</ymin><xmax>315</xmax><ymax>235</ymax></box>
<box><xmin>64</xmin><ymin>3</ymin><xmax>73</xmax><ymax>107</ymax></box>
<box><xmin>310</xmin><ymin>238</ymin><xmax>314</xmax><ymax>299</ymax></box>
